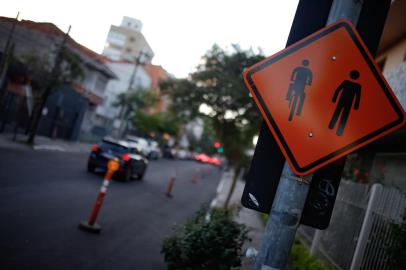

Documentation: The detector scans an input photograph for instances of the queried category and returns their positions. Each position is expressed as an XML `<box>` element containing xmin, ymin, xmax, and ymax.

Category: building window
<box><xmin>129</xmin><ymin>37</ymin><xmax>136</xmax><ymax>42</ymax></box>
<box><xmin>107</xmin><ymin>31</ymin><xmax>127</xmax><ymax>46</ymax></box>
<box><xmin>126</xmin><ymin>48</ymin><xmax>132</xmax><ymax>53</ymax></box>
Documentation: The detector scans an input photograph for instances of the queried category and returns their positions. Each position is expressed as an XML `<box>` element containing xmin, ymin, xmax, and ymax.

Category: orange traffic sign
<box><xmin>243</xmin><ymin>20</ymin><xmax>405</xmax><ymax>176</ymax></box>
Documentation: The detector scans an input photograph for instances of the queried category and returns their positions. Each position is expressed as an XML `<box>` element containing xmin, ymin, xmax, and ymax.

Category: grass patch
<box><xmin>258</xmin><ymin>213</ymin><xmax>326</xmax><ymax>269</ymax></box>
<box><xmin>288</xmin><ymin>238</ymin><xmax>326</xmax><ymax>270</ymax></box>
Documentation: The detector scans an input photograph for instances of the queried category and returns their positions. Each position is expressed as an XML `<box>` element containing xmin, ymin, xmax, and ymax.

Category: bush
<box><xmin>289</xmin><ymin>239</ymin><xmax>326</xmax><ymax>270</ymax></box>
<box><xmin>161</xmin><ymin>206</ymin><xmax>249</xmax><ymax>270</ymax></box>
<box><xmin>260</xmin><ymin>213</ymin><xmax>269</xmax><ymax>224</ymax></box>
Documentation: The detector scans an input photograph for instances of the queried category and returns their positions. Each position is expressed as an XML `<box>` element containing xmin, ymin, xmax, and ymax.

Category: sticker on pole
<box><xmin>243</xmin><ymin>19</ymin><xmax>405</xmax><ymax>176</ymax></box>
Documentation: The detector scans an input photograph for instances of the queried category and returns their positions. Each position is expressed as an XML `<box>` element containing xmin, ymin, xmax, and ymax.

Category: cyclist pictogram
<box><xmin>286</xmin><ymin>59</ymin><xmax>313</xmax><ymax>121</ymax></box>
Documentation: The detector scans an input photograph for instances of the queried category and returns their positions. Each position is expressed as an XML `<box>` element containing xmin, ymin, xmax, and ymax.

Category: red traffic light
<box><xmin>214</xmin><ymin>142</ymin><xmax>221</xmax><ymax>148</ymax></box>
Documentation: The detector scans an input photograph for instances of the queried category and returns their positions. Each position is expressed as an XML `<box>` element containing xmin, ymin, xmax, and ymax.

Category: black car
<box><xmin>87</xmin><ymin>138</ymin><xmax>148</xmax><ymax>181</ymax></box>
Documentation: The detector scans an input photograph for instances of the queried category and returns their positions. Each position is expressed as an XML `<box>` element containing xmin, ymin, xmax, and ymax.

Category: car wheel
<box><xmin>122</xmin><ymin>167</ymin><xmax>132</xmax><ymax>182</ymax></box>
<box><xmin>137</xmin><ymin>167</ymin><xmax>146</xmax><ymax>180</ymax></box>
<box><xmin>87</xmin><ymin>162</ymin><xmax>96</xmax><ymax>173</ymax></box>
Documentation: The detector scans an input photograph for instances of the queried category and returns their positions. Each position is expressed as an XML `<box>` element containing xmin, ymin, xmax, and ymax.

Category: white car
<box><xmin>176</xmin><ymin>149</ymin><xmax>191</xmax><ymax>160</ymax></box>
<box><xmin>147</xmin><ymin>140</ymin><xmax>161</xmax><ymax>160</ymax></box>
<box><xmin>126</xmin><ymin>136</ymin><xmax>161</xmax><ymax>160</ymax></box>
<box><xmin>126</xmin><ymin>136</ymin><xmax>149</xmax><ymax>156</ymax></box>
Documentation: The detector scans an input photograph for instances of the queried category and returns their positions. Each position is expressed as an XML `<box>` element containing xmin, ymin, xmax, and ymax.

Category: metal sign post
<box><xmin>242</xmin><ymin>0</ymin><xmax>394</xmax><ymax>232</ymax></box>
<box><xmin>255</xmin><ymin>1</ymin><xmax>365</xmax><ymax>269</ymax></box>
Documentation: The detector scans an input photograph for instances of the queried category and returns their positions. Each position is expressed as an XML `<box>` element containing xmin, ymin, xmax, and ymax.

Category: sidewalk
<box><xmin>212</xmin><ymin>171</ymin><xmax>265</xmax><ymax>270</ymax></box>
<box><xmin>0</xmin><ymin>132</ymin><xmax>92</xmax><ymax>153</ymax></box>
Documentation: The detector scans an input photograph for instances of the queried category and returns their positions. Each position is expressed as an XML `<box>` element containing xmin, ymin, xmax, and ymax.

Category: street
<box><xmin>0</xmin><ymin>148</ymin><xmax>222</xmax><ymax>270</ymax></box>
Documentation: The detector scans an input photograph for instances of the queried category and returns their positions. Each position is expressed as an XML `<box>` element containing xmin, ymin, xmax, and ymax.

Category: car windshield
<box><xmin>100</xmin><ymin>141</ymin><xmax>129</xmax><ymax>154</ymax></box>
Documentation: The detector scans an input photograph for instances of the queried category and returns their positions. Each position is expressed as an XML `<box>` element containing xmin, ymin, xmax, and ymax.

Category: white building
<box><xmin>102</xmin><ymin>16</ymin><xmax>154</xmax><ymax>63</ymax></box>
<box><xmin>94</xmin><ymin>60</ymin><xmax>151</xmax><ymax>132</ymax></box>
<box><xmin>93</xmin><ymin>16</ymin><xmax>156</xmax><ymax>137</ymax></box>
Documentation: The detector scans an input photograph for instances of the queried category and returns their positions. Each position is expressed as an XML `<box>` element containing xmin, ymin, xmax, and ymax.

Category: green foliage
<box><xmin>162</xmin><ymin>206</ymin><xmax>249</xmax><ymax>270</ymax></box>
<box><xmin>114</xmin><ymin>90</ymin><xmax>158</xmax><ymax>116</ymax></box>
<box><xmin>134</xmin><ymin>111</ymin><xmax>181</xmax><ymax>137</ymax></box>
<box><xmin>160</xmin><ymin>44</ymin><xmax>265</xmax><ymax>166</ymax></box>
<box><xmin>387</xmin><ymin>222</ymin><xmax>406</xmax><ymax>270</ymax></box>
<box><xmin>260</xmin><ymin>213</ymin><xmax>269</xmax><ymax>224</ymax></box>
<box><xmin>342</xmin><ymin>154</ymin><xmax>361</xmax><ymax>181</ymax></box>
<box><xmin>20</xmin><ymin>49</ymin><xmax>84</xmax><ymax>94</ymax></box>
<box><xmin>289</xmin><ymin>239</ymin><xmax>326</xmax><ymax>270</ymax></box>
<box><xmin>187</xmin><ymin>116</ymin><xmax>217</xmax><ymax>154</ymax></box>
<box><xmin>114</xmin><ymin>90</ymin><xmax>175</xmax><ymax>136</ymax></box>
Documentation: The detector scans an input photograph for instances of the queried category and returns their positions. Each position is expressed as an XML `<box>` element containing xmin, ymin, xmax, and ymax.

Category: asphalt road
<box><xmin>0</xmin><ymin>148</ymin><xmax>222</xmax><ymax>270</ymax></box>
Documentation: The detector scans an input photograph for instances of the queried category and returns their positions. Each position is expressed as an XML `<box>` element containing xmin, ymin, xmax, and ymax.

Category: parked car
<box><xmin>146</xmin><ymin>139</ymin><xmax>162</xmax><ymax>160</ymax></box>
<box><xmin>195</xmin><ymin>153</ymin><xmax>211</xmax><ymax>163</ymax></box>
<box><xmin>126</xmin><ymin>135</ymin><xmax>150</xmax><ymax>156</ymax></box>
<box><xmin>176</xmin><ymin>149</ymin><xmax>190</xmax><ymax>160</ymax></box>
<box><xmin>87</xmin><ymin>138</ymin><xmax>148</xmax><ymax>181</ymax></box>
<box><xmin>195</xmin><ymin>153</ymin><xmax>222</xmax><ymax>166</ymax></box>
<box><xmin>163</xmin><ymin>144</ymin><xmax>176</xmax><ymax>159</ymax></box>
<box><xmin>126</xmin><ymin>136</ymin><xmax>161</xmax><ymax>160</ymax></box>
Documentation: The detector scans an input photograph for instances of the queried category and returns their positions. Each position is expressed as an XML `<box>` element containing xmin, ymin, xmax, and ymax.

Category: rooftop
<box><xmin>0</xmin><ymin>16</ymin><xmax>116</xmax><ymax>79</ymax></box>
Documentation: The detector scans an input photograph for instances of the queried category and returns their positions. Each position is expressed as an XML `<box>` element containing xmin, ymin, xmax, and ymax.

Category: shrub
<box><xmin>289</xmin><ymin>239</ymin><xmax>326</xmax><ymax>270</ymax></box>
<box><xmin>161</xmin><ymin>206</ymin><xmax>249</xmax><ymax>270</ymax></box>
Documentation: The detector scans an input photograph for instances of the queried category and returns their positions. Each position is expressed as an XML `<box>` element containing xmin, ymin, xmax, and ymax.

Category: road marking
<box><xmin>33</xmin><ymin>145</ymin><xmax>66</xmax><ymax>152</ymax></box>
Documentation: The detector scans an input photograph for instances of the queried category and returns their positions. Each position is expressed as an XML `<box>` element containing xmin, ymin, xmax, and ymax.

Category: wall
<box><xmin>38</xmin><ymin>85</ymin><xmax>88</xmax><ymax>141</ymax></box>
<box><xmin>298</xmin><ymin>181</ymin><xmax>406</xmax><ymax>270</ymax></box>
<box><xmin>378</xmin><ymin>38</ymin><xmax>406</xmax><ymax>74</ymax></box>
<box><xmin>95</xmin><ymin>61</ymin><xmax>151</xmax><ymax>126</ymax></box>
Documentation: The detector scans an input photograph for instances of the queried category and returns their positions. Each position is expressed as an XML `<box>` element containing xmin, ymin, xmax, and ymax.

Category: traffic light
<box><xmin>213</xmin><ymin>141</ymin><xmax>223</xmax><ymax>153</ymax></box>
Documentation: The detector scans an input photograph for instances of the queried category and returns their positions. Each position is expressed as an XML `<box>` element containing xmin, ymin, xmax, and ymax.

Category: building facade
<box><xmin>344</xmin><ymin>0</ymin><xmax>406</xmax><ymax>192</ymax></box>
<box><xmin>0</xmin><ymin>17</ymin><xmax>116</xmax><ymax>141</ymax></box>
<box><xmin>94</xmin><ymin>60</ymin><xmax>151</xmax><ymax>136</ymax></box>
<box><xmin>102</xmin><ymin>16</ymin><xmax>154</xmax><ymax>63</ymax></box>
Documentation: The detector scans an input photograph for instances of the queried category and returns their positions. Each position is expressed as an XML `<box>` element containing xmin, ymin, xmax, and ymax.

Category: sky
<box><xmin>2</xmin><ymin>0</ymin><xmax>299</xmax><ymax>78</ymax></box>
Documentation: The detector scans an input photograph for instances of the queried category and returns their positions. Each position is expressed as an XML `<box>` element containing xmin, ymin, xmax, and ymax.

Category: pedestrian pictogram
<box><xmin>243</xmin><ymin>20</ymin><xmax>405</xmax><ymax>176</ymax></box>
<box><xmin>328</xmin><ymin>70</ymin><xmax>361</xmax><ymax>136</ymax></box>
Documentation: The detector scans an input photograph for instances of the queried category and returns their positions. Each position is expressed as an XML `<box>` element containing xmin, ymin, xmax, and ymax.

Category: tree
<box><xmin>133</xmin><ymin>111</ymin><xmax>181</xmax><ymax>137</ymax></box>
<box><xmin>114</xmin><ymin>89</ymin><xmax>183</xmax><ymax>139</ymax></box>
<box><xmin>187</xmin><ymin>117</ymin><xmax>217</xmax><ymax>154</ymax></box>
<box><xmin>114</xmin><ymin>89</ymin><xmax>157</xmax><ymax>123</ymax></box>
<box><xmin>161</xmin><ymin>44</ymin><xmax>265</xmax><ymax>207</ymax></box>
<box><xmin>25</xmin><ymin>45</ymin><xmax>84</xmax><ymax>144</ymax></box>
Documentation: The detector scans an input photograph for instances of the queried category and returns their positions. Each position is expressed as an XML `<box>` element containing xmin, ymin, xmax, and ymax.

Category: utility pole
<box><xmin>118</xmin><ymin>50</ymin><xmax>148</xmax><ymax>137</ymax></box>
<box><xmin>127</xmin><ymin>51</ymin><xmax>147</xmax><ymax>92</ymax></box>
<box><xmin>255</xmin><ymin>1</ymin><xmax>364</xmax><ymax>269</ymax></box>
<box><xmin>27</xmin><ymin>25</ymin><xmax>71</xmax><ymax>144</ymax></box>
<box><xmin>0</xmin><ymin>12</ymin><xmax>19</xmax><ymax>96</ymax></box>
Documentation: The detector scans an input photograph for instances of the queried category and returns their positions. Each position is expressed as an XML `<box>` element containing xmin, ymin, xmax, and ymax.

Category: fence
<box><xmin>298</xmin><ymin>180</ymin><xmax>406</xmax><ymax>270</ymax></box>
